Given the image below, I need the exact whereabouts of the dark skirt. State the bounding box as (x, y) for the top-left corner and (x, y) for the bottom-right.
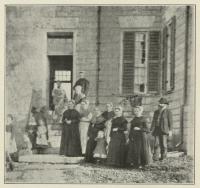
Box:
(85, 138), (97, 163)
(107, 133), (126, 167)
(127, 133), (152, 167)
(60, 125), (82, 157)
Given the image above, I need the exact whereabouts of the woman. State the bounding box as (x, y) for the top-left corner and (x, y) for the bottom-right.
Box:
(107, 106), (128, 168)
(101, 103), (115, 145)
(127, 106), (152, 168)
(79, 99), (93, 155)
(59, 100), (82, 157)
(6, 114), (17, 171)
(85, 107), (106, 163)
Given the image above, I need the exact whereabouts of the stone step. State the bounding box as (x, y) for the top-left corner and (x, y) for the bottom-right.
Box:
(32, 147), (60, 155)
(167, 151), (185, 158)
(19, 154), (84, 164)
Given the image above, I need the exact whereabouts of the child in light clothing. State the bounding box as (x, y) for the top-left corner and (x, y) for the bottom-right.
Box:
(36, 119), (48, 153)
(6, 114), (17, 171)
(93, 130), (107, 164)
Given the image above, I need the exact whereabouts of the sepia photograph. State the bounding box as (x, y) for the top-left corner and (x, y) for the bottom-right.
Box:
(4, 3), (195, 184)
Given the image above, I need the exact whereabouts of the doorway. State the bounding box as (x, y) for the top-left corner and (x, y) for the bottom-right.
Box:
(49, 55), (73, 110)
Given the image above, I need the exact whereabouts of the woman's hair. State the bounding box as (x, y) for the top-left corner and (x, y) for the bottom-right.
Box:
(106, 102), (113, 108)
(133, 106), (144, 113)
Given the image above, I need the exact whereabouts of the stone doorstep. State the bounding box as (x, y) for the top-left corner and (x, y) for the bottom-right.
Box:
(19, 154), (84, 164)
(167, 151), (185, 158)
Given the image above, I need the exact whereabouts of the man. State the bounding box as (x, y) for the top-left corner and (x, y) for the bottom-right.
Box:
(151, 97), (173, 161)
(73, 71), (90, 96)
(52, 81), (67, 123)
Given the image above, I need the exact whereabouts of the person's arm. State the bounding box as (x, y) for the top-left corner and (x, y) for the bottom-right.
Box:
(168, 110), (173, 137)
(150, 111), (156, 132)
(140, 119), (150, 132)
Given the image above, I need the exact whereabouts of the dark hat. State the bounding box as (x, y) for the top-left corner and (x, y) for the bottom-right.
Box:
(159, 97), (169, 104)
(130, 95), (143, 107)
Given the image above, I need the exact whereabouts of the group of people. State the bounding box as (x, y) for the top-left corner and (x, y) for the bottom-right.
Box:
(5, 71), (173, 170)
(58, 96), (173, 169)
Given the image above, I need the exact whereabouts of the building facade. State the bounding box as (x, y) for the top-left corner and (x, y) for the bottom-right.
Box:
(6, 5), (195, 155)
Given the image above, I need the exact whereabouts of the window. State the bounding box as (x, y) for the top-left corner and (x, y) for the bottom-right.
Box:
(162, 16), (176, 92)
(122, 30), (161, 95)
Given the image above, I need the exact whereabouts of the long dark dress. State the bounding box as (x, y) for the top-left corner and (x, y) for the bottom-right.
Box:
(107, 116), (128, 167)
(85, 115), (105, 162)
(59, 109), (82, 157)
(127, 116), (152, 167)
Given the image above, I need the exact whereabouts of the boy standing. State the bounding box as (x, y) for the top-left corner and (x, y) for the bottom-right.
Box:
(151, 98), (173, 161)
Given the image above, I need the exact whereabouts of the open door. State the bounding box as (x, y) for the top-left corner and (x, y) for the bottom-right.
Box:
(49, 56), (73, 110)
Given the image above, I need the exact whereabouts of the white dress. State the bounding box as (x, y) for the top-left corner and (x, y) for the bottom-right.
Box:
(6, 124), (17, 154)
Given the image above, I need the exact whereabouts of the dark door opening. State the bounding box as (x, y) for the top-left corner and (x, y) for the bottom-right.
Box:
(49, 55), (73, 110)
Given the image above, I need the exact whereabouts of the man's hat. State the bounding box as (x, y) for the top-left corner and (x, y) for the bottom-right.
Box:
(159, 97), (169, 105)
(130, 95), (143, 107)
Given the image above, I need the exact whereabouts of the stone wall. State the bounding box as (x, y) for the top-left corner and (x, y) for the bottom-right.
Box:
(6, 5), (194, 154)
(161, 6), (195, 155)
(6, 5), (98, 124)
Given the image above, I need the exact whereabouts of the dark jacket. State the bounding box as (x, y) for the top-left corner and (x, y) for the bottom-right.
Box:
(151, 108), (173, 136)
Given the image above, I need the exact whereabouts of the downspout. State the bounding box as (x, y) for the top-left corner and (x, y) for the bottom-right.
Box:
(96, 6), (101, 105)
(178, 6), (190, 150)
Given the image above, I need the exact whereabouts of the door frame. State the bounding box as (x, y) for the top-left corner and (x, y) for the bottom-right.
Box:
(45, 30), (77, 109)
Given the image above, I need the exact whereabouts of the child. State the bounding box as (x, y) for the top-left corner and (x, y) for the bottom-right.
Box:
(6, 114), (17, 171)
(127, 106), (152, 169)
(36, 119), (48, 154)
(93, 130), (107, 164)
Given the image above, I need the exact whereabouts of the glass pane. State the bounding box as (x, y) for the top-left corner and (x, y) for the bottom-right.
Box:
(133, 32), (147, 93)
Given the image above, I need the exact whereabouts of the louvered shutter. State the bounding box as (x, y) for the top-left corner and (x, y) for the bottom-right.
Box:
(122, 32), (135, 94)
(170, 16), (176, 90)
(148, 31), (161, 93)
(162, 26), (168, 91)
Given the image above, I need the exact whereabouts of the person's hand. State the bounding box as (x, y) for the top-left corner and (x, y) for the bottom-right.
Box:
(113, 128), (118, 132)
(169, 130), (172, 137)
(126, 139), (129, 144)
(134, 127), (140, 131)
(65, 119), (71, 124)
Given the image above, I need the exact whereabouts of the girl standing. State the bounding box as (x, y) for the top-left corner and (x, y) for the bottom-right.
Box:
(107, 106), (128, 168)
(127, 106), (152, 168)
(93, 130), (107, 164)
(102, 103), (115, 145)
(36, 118), (49, 153)
(85, 107), (105, 163)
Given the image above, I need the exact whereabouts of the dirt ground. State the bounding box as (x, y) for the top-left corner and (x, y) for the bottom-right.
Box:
(5, 155), (194, 184)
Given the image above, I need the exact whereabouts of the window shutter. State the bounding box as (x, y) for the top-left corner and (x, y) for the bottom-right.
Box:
(162, 26), (168, 91)
(148, 31), (161, 93)
(122, 32), (135, 94)
(170, 16), (176, 90)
